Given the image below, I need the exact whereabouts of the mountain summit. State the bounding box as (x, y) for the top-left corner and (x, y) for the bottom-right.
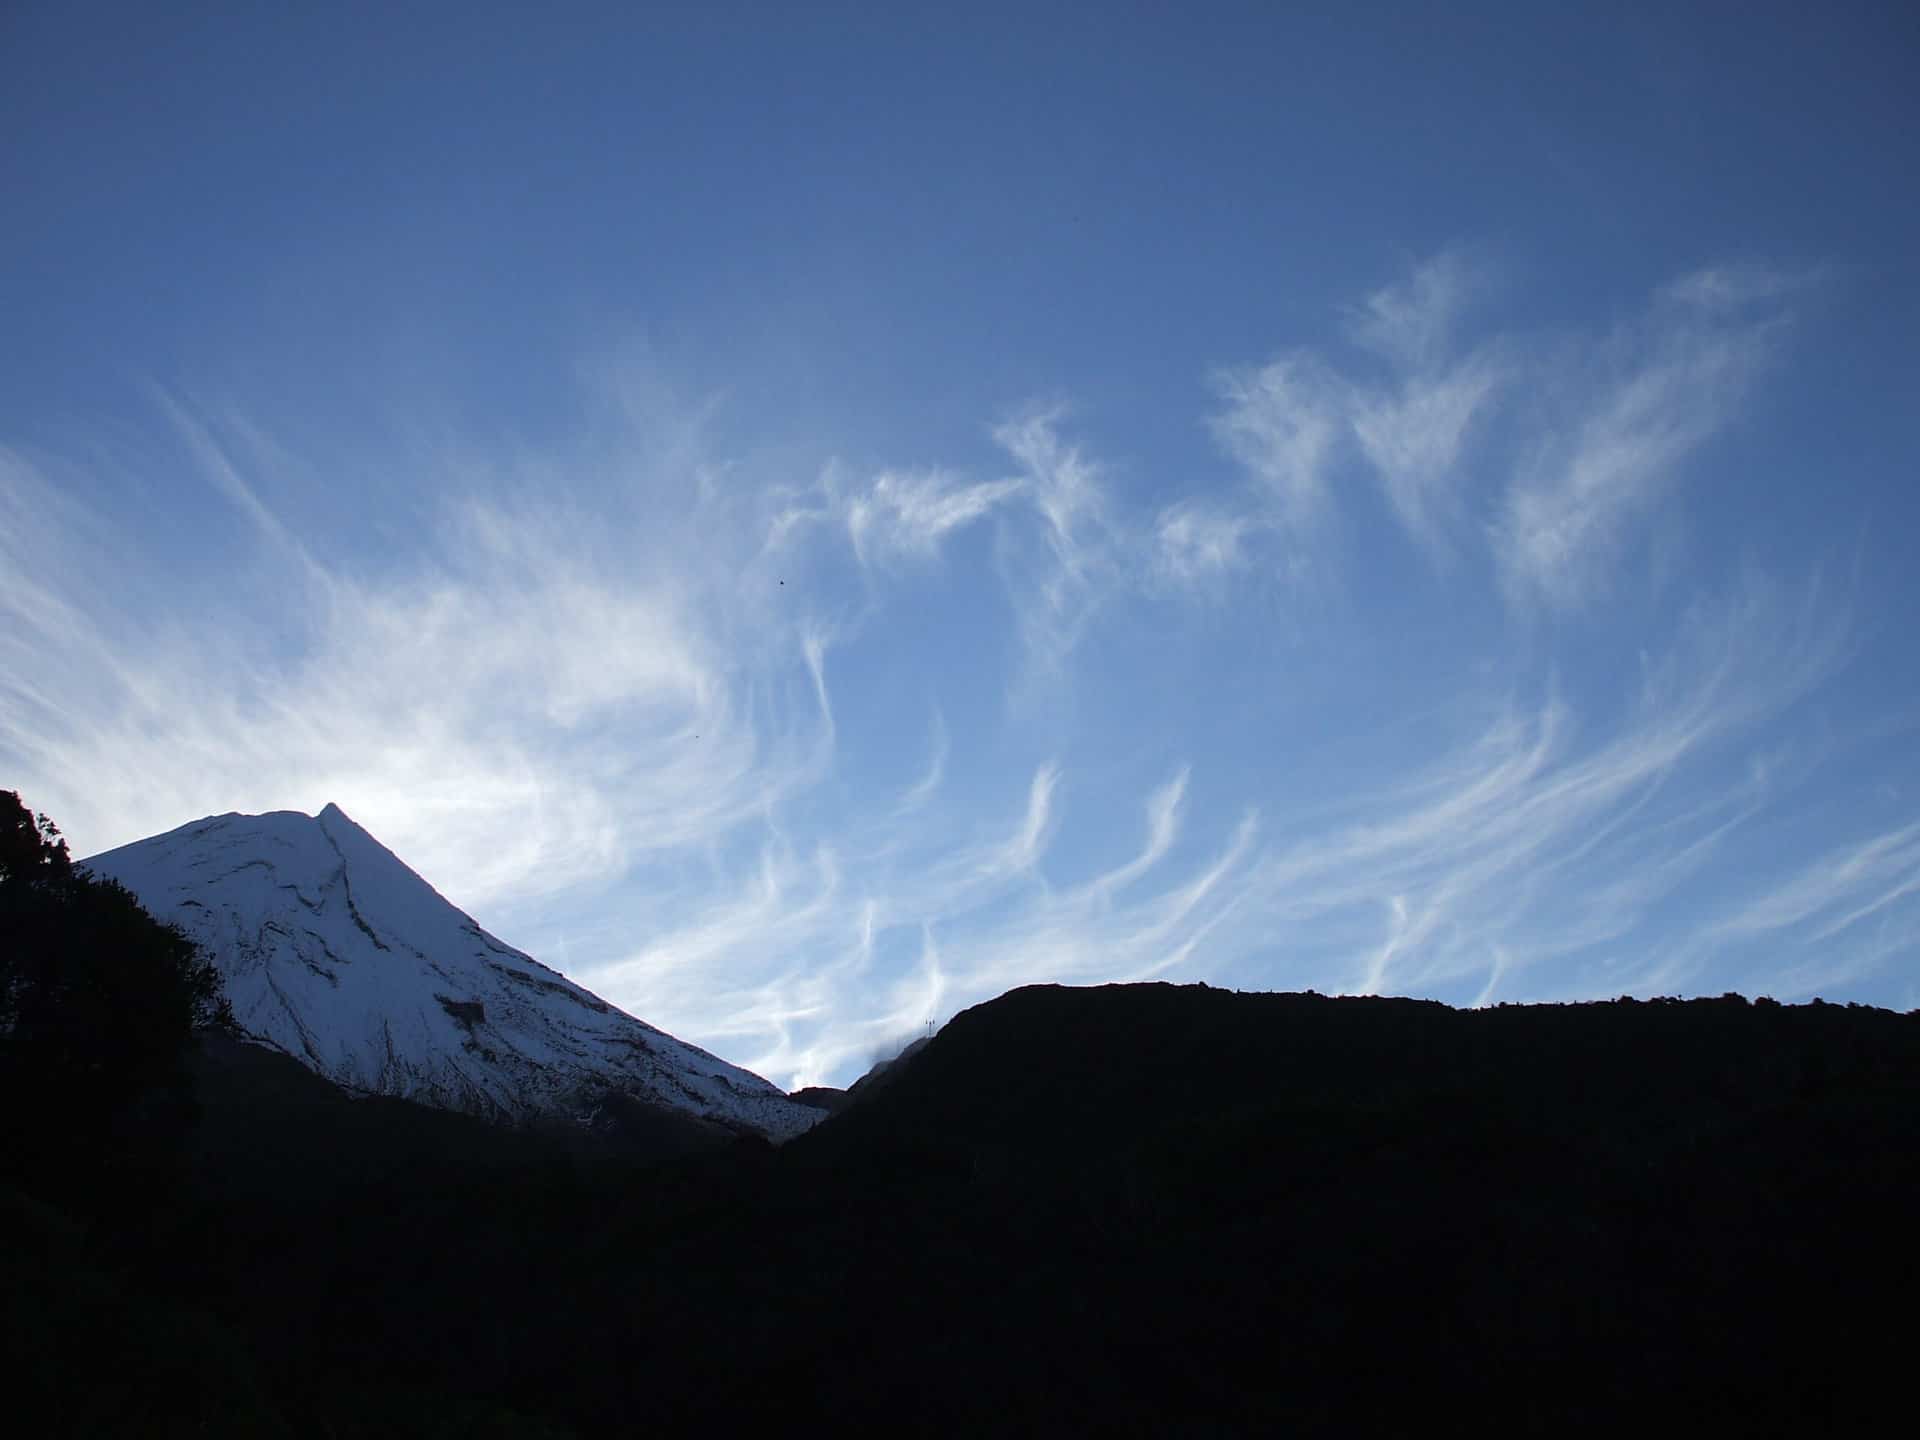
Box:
(83, 804), (820, 1141)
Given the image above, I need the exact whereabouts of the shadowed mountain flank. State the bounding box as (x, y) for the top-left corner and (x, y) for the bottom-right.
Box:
(15, 977), (1919, 1436)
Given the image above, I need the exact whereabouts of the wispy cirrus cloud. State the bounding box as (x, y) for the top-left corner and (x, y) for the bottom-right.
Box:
(1186, 250), (1510, 579)
(1207, 356), (1351, 539)
(1349, 353), (1506, 563)
(2, 386), (835, 911)
(5, 250), (1900, 1094)
(1342, 249), (1491, 371)
(576, 556), (1865, 1087)
(1714, 820), (1920, 948)
(892, 708), (949, 816)
(7, 379), (1253, 1088)
(1660, 262), (1816, 313)
(1212, 563), (1853, 1004)
(1493, 267), (1800, 611)
(845, 468), (1024, 570)
(1179, 253), (1809, 610)
(1707, 805), (1920, 1004)
(582, 757), (1253, 1087)
(1152, 501), (1251, 587)
(767, 406), (1122, 692)
(992, 407), (1121, 687)
(1345, 253), (1509, 561)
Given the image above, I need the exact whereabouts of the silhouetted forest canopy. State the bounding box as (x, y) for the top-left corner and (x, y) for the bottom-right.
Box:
(2, 792), (230, 1200)
(4, 794), (1917, 1436)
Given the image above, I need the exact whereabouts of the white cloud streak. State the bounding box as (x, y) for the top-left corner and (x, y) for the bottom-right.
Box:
(1153, 502), (1251, 585)
(4, 253), (1895, 1097)
(1183, 253), (1806, 610)
(1343, 250), (1490, 371)
(1715, 821), (1920, 946)
(992, 407), (1121, 688)
(1207, 356), (1349, 541)
(2, 392), (835, 912)
(576, 561), (1866, 1087)
(1494, 270), (1795, 611)
(1189, 250), (1510, 578)
(1217, 564), (1854, 1004)
(893, 708), (949, 815)
(1350, 355), (1504, 562)
(846, 468), (1023, 570)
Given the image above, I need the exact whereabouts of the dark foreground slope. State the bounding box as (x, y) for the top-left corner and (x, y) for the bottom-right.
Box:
(776, 986), (1920, 1431)
(14, 984), (1920, 1436)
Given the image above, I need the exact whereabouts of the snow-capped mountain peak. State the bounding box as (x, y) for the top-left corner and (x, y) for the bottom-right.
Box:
(83, 805), (820, 1141)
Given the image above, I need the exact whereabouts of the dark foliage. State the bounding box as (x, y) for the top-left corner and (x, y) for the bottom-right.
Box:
(1, 792), (231, 1206)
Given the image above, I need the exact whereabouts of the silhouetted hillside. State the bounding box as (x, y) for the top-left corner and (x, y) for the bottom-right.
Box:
(14, 982), (1920, 1435)
(735, 985), (1920, 1434)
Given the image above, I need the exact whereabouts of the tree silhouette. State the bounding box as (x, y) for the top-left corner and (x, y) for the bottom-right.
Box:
(1, 792), (231, 1198)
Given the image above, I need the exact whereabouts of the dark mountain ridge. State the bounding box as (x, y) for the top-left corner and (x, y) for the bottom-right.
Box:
(814, 981), (1909, 1153)
(12, 979), (1919, 1436)
(763, 984), (1920, 1432)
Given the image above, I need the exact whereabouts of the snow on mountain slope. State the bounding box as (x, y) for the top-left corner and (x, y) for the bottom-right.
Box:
(83, 804), (821, 1141)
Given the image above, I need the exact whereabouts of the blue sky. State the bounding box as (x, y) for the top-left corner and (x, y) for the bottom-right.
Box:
(5, 2), (1919, 1086)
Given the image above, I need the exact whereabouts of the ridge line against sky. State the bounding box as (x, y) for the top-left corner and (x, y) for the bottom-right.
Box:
(3, 4), (1917, 1086)
(5, 250), (1915, 1086)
